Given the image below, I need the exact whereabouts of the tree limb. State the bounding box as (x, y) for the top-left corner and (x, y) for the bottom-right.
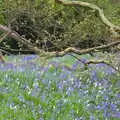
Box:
(0, 31), (11, 43)
(46, 40), (120, 58)
(0, 24), (120, 58)
(85, 60), (118, 71)
(67, 53), (119, 72)
(55, 0), (120, 36)
(0, 24), (42, 54)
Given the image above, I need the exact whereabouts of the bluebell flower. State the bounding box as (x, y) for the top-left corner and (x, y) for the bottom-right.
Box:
(104, 67), (116, 75)
(103, 110), (111, 118)
(110, 103), (117, 111)
(112, 112), (120, 118)
(72, 60), (84, 70)
(57, 81), (64, 90)
(116, 93), (120, 98)
(81, 58), (88, 63)
(96, 105), (102, 110)
(18, 95), (25, 102)
(72, 61), (80, 70)
(23, 84), (29, 90)
(90, 115), (95, 120)
(41, 94), (46, 101)
(6, 63), (15, 70)
(59, 73), (68, 79)
(73, 79), (81, 88)
(91, 70), (98, 82)
(39, 106), (43, 114)
(96, 63), (106, 68)
(22, 55), (38, 61)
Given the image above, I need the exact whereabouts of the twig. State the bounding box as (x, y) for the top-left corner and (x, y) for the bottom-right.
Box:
(0, 47), (33, 52)
(68, 53), (119, 72)
(0, 24), (120, 58)
(0, 31), (12, 43)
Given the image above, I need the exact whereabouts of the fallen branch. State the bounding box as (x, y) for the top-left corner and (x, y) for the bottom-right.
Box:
(0, 25), (42, 54)
(46, 40), (120, 58)
(68, 53), (119, 72)
(0, 31), (12, 63)
(56, 0), (120, 36)
(0, 47), (34, 52)
(0, 24), (120, 58)
(0, 31), (11, 43)
(0, 0), (120, 58)
(0, 0), (119, 71)
(85, 60), (118, 71)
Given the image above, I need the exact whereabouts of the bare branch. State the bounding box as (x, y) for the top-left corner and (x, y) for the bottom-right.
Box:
(67, 53), (119, 72)
(46, 40), (120, 58)
(85, 60), (118, 71)
(0, 47), (33, 52)
(0, 24), (120, 59)
(0, 24), (42, 54)
(55, 0), (120, 36)
(0, 25), (120, 58)
(0, 31), (11, 43)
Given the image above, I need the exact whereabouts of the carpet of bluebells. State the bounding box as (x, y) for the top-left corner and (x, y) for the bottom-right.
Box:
(0, 54), (120, 120)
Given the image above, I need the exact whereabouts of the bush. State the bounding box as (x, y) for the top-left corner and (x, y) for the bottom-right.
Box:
(0, 0), (119, 53)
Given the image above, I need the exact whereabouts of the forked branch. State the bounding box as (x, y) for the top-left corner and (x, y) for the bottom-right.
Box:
(56, 0), (120, 36)
(0, 0), (120, 60)
(0, 24), (120, 58)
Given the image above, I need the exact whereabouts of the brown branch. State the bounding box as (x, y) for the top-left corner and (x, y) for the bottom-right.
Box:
(0, 47), (33, 52)
(68, 53), (119, 72)
(0, 31), (12, 63)
(85, 60), (118, 71)
(0, 31), (12, 43)
(0, 24), (120, 59)
(55, 0), (120, 36)
(46, 40), (120, 58)
(0, 24), (42, 54)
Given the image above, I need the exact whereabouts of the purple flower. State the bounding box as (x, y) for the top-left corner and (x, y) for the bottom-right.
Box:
(91, 70), (98, 81)
(102, 79), (109, 88)
(110, 104), (117, 111)
(59, 73), (68, 79)
(116, 93), (120, 98)
(18, 95), (25, 102)
(73, 79), (81, 88)
(104, 67), (116, 75)
(81, 58), (88, 63)
(6, 63), (15, 70)
(23, 84), (29, 90)
(72, 60), (84, 70)
(112, 112), (120, 118)
(96, 105), (103, 110)
(96, 63), (106, 68)
(72, 61), (80, 70)
(22, 55), (38, 61)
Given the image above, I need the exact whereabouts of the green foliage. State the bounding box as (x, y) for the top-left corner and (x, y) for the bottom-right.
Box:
(0, 54), (119, 119)
(0, 1), (5, 24)
(0, 0), (119, 53)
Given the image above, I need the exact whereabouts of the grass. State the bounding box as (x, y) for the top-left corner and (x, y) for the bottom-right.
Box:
(0, 54), (120, 120)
